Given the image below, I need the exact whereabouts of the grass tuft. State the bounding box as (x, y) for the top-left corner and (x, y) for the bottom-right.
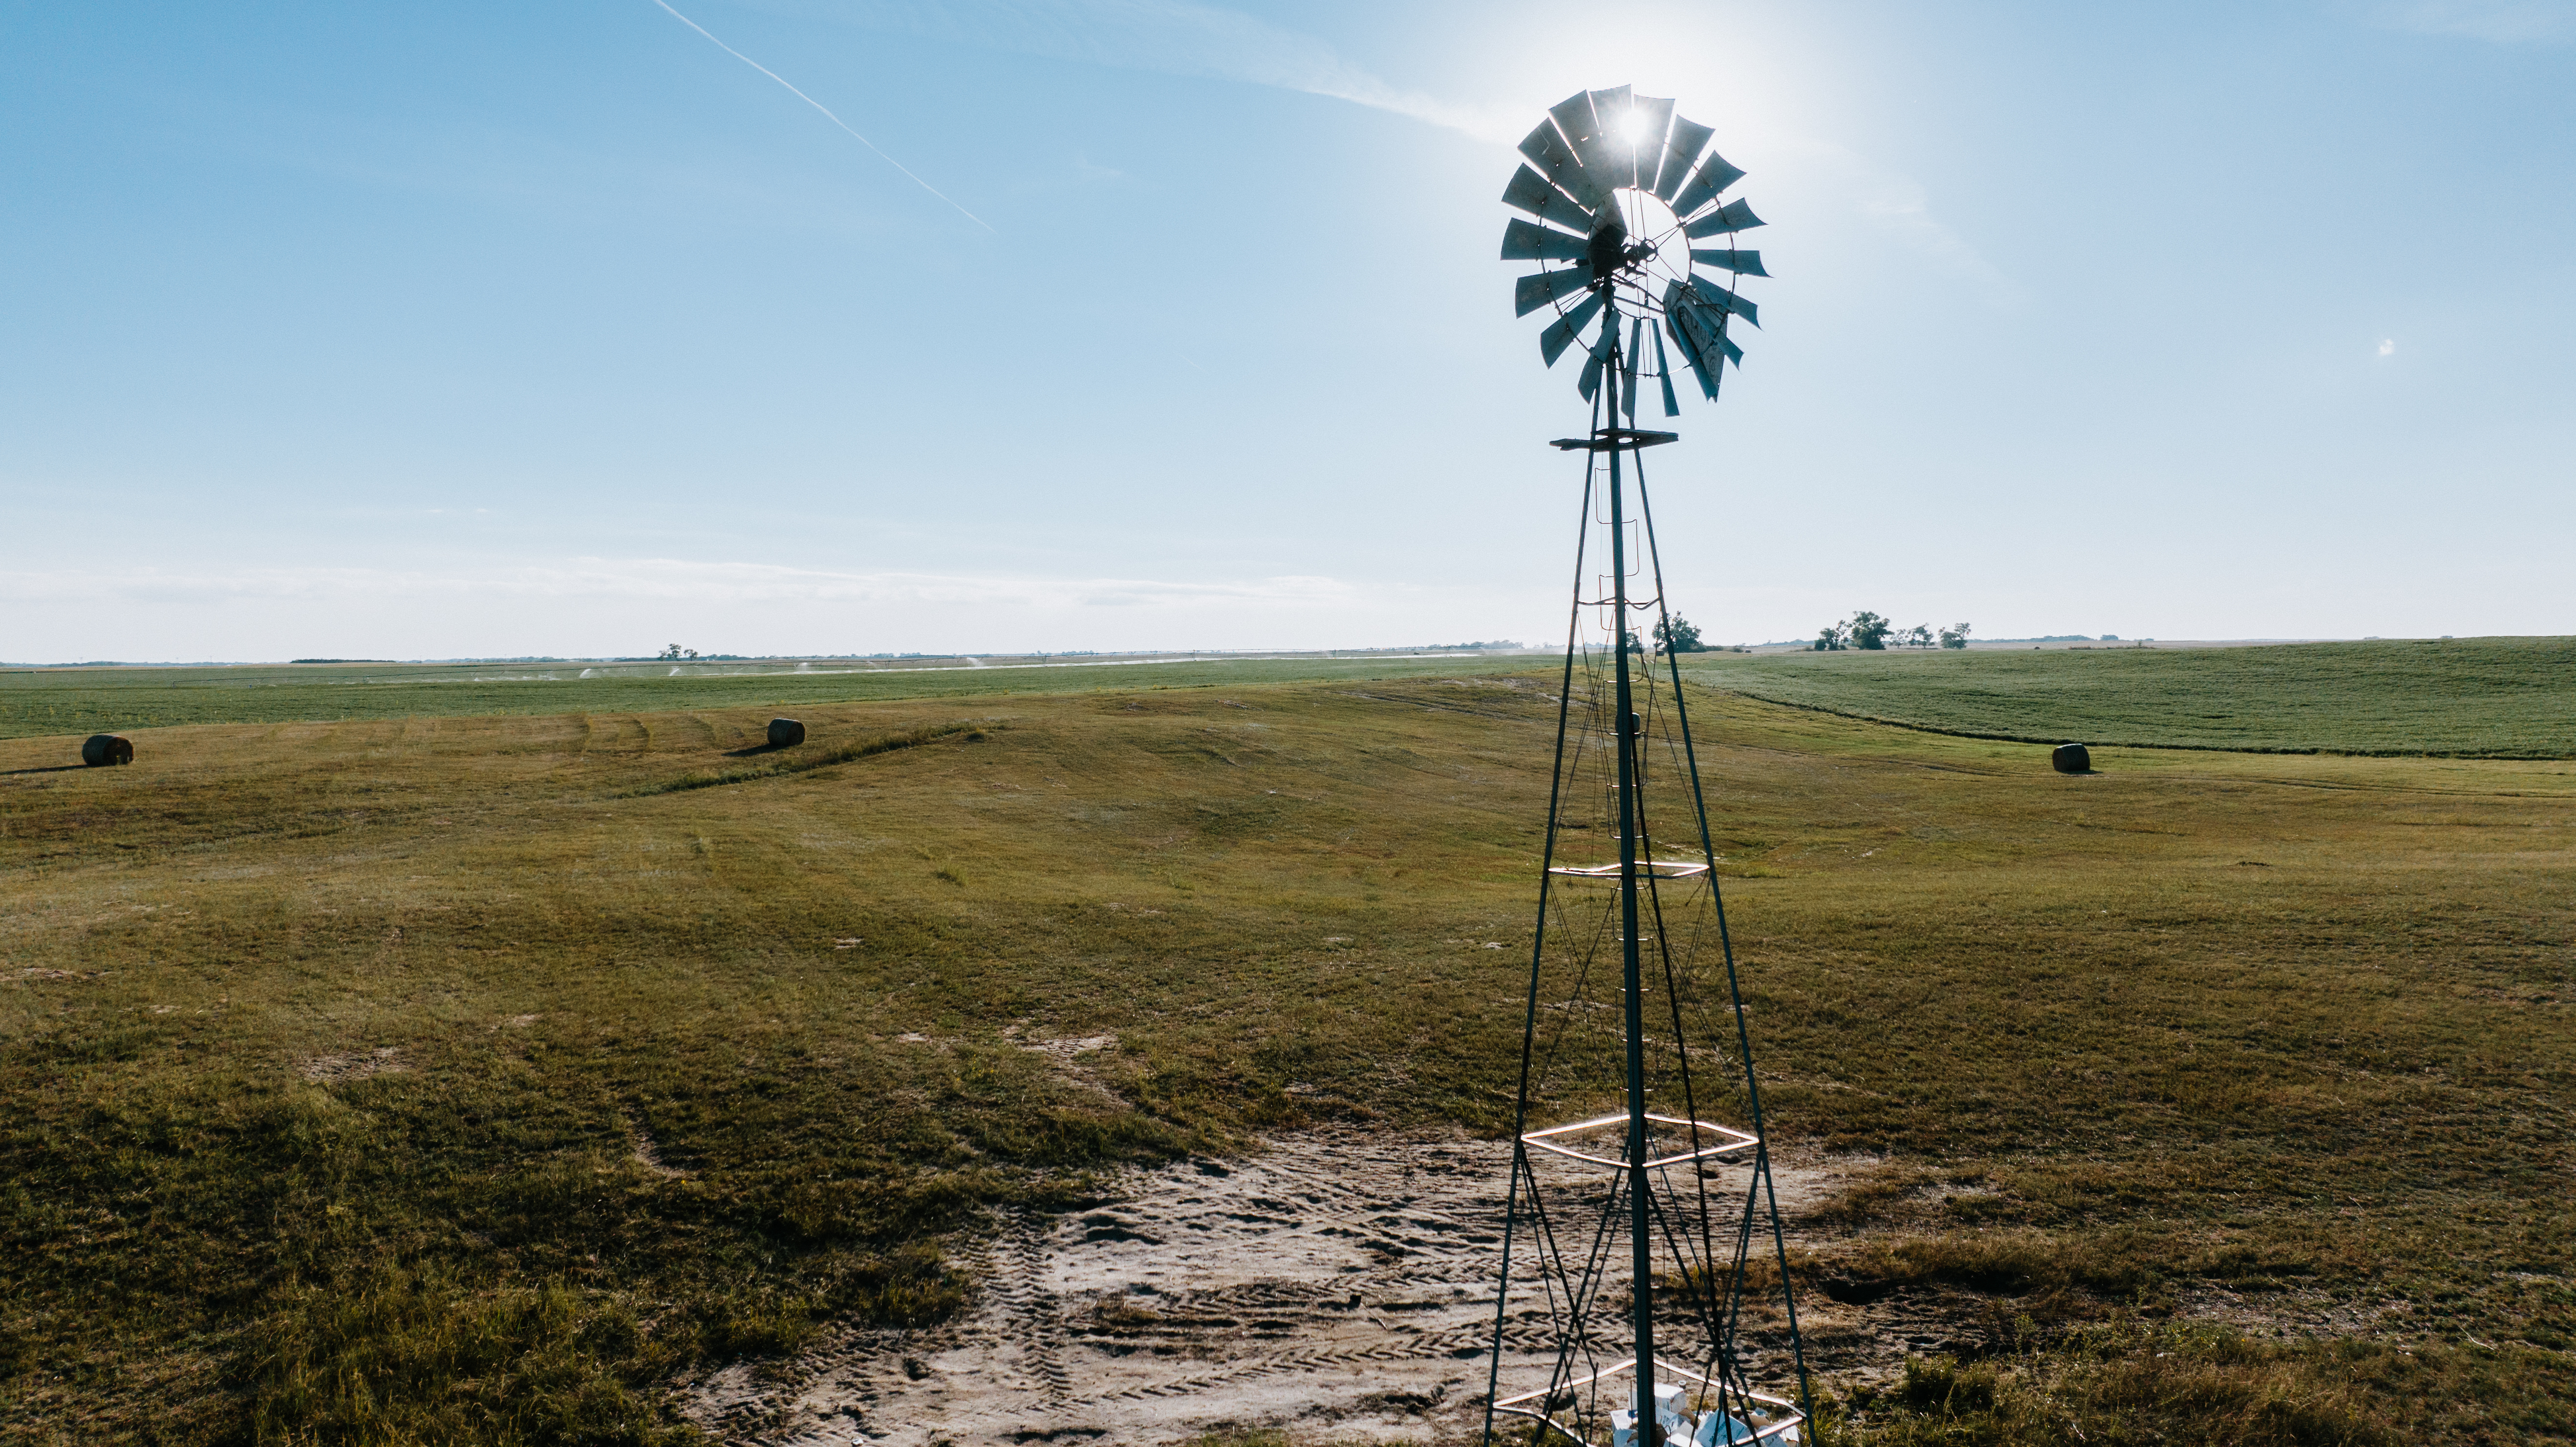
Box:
(1842, 1324), (2406, 1446)
(237, 1266), (688, 1446)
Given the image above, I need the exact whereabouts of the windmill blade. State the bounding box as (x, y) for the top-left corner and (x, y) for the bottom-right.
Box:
(1619, 93), (1674, 192)
(1653, 114), (1715, 201)
(1504, 111), (1566, 163)
(1676, 301), (1717, 362)
(1683, 302), (1746, 365)
(1684, 198), (1765, 238)
(1662, 279), (1737, 386)
(1527, 108), (1609, 209)
(1677, 304), (1741, 380)
(1660, 276), (1695, 325)
(1684, 277), (1760, 328)
(1539, 291), (1606, 366)
(1623, 315), (1645, 423)
(1546, 90), (1595, 149)
(1577, 85), (1635, 185)
(1653, 322), (1681, 417)
(1502, 217), (1590, 262)
(1524, 124), (1607, 210)
(1517, 113), (1570, 169)
(1502, 164), (1601, 233)
(1553, 87), (1628, 189)
(1664, 311), (1720, 401)
(1521, 129), (1609, 213)
(1578, 306), (1620, 401)
(1515, 267), (1594, 318)
(1689, 247), (1770, 277)
(1670, 150), (1749, 220)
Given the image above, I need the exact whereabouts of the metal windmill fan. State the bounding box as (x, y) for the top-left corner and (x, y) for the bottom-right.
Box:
(1480, 88), (1809, 1447)
(1503, 85), (1765, 420)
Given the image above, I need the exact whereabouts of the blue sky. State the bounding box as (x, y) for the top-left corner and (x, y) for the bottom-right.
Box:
(3, 0), (2570, 660)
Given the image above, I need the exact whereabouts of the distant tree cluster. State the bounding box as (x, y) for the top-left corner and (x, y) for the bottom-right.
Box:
(1653, 616), (1708, 653)
(1814, 615), (1971, 651)
(658, 644), (701, 660)
(1614, 616), (1747, 655)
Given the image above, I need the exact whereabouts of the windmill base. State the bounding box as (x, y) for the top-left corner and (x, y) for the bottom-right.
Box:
(1494, 1357), (1803, 1447)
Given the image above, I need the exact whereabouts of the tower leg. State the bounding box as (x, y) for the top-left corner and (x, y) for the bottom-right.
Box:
(1603, 305), (1656, 1418)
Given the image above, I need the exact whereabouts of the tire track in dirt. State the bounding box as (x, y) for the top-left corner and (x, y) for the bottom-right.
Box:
(678, 1130), (1880, 1446)
(682, 1130), (1550, 1445)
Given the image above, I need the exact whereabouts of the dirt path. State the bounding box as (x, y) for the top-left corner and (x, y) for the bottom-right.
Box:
(682, 1131), (1577, 1444)
(675, 1131), (2159, 1445)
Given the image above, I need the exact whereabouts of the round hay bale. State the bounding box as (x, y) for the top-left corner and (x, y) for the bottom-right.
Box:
(2051, 743), (2091, 774)
(81, 734), (134, 767)
(767, 718), (806, 748)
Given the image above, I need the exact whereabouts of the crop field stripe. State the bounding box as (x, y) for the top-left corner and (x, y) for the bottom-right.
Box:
(1674, 636), (2576, 760)
(1689, 684), (2572, 760)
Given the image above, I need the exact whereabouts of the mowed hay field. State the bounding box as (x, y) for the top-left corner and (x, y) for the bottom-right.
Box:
(1680, 636), (2576, 758)
(1, 663), (2571, 1443)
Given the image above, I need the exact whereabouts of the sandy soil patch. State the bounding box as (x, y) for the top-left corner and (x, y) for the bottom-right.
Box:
(678, 1126), (2371, 1445)
(681, 1130), (1872, 1446)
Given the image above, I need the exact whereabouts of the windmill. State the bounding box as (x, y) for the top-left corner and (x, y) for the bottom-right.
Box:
(1480, 87), (1809, 1447)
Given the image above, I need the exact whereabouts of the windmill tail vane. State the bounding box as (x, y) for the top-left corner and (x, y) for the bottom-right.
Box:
(1481, 87), (1808, 1447)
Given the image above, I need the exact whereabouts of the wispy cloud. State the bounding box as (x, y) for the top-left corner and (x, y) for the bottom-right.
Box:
(753, 0), (1524, 141)
(2348, 0), (2576, 42)
(648, 0), (996, 227)
(0, 557), (1359, 609)
(1773, 137), (2018, 304)
(0, 557), (1495, 658)
(750, 0), (2012, 309)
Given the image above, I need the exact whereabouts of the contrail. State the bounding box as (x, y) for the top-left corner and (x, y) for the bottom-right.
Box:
(648, 0), (994, 232)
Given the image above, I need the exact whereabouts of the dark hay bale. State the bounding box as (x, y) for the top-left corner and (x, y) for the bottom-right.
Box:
(2051, 743), (2092, 774)
(767, 718), (806, 748)
(82, 734), (134, 767)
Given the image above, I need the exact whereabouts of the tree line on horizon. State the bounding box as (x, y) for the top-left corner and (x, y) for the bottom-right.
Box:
(1620, 614), (1976, 654)
(1813, 613), (1970, 651)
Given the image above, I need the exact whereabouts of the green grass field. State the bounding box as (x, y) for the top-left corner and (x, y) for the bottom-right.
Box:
(1, 658), (2570, 1443)
(0, 653), (1541, 744)
(15, 637), (2565, 762)
(1677, 637), (2576, 758)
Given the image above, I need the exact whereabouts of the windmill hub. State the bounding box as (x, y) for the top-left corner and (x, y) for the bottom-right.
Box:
(1586, 212), (1630, 279)
(1583, 199), (1679, 288)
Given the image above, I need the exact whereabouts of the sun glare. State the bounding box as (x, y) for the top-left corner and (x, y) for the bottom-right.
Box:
(1619, 108), (1653, 143)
